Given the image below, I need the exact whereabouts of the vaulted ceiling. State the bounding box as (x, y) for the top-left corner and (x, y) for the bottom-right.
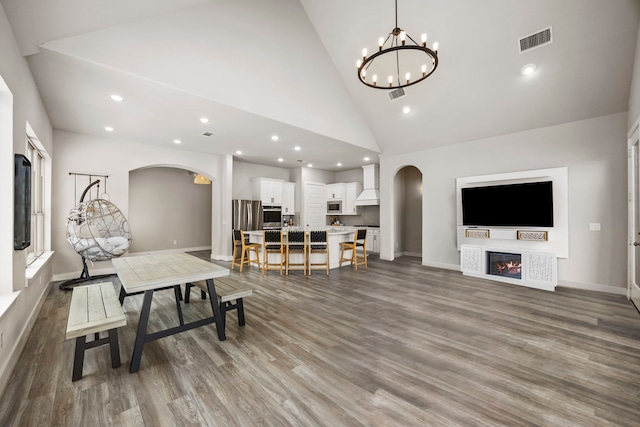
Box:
(2, 0), (639, 171)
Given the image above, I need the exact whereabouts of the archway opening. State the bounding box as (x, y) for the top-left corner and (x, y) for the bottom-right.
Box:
(393, 166), (423, 259)
(128, 166), (212, 254)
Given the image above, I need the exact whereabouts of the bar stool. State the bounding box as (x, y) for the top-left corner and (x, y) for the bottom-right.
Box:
(286, 230), (307, 275)
(262, 230), (284, 275)
(339, 228), (367, 270)
(307, 230), (329, 275)
(231, 229), (261, 272)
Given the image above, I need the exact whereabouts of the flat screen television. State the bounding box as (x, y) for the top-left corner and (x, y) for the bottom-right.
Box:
(14, 154), (31, 250)
(461, 181), (553, 227)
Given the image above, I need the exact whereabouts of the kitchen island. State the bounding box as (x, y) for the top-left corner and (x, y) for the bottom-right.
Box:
(244, 228), (360, 270)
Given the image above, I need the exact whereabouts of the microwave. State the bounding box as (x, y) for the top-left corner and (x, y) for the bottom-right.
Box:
(327, 200), (342, 214)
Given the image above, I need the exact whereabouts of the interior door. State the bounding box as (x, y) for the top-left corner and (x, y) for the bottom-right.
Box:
(303, 182), (325, 229)
(628, 122), (640, 311)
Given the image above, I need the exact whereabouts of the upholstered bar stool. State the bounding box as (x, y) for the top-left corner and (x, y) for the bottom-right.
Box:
(307, 230), (329, 275)
(339, 228), (367, 270)
(263, 230), (284, 275)
(286, 230), (307, 275)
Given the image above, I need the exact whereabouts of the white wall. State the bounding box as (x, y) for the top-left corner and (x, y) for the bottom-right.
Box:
(629, 25), (640, 127)
(0, 3), (54, 398)
(52, 130), (230, 278)
(380, 112), (628, 293)
(232, 161), (291, 200)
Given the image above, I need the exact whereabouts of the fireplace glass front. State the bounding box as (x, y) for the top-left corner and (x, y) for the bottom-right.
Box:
(487, 251), (522, 279)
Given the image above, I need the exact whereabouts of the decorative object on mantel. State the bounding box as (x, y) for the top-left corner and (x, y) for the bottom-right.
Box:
(465, 229), (490, 239)
(60, 173), (132, 290)
(356, 0), (439, 90)
(517, 230), (548, 241)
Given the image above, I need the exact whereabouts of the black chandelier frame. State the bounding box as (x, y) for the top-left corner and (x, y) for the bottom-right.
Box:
(357, 1), (439, 90)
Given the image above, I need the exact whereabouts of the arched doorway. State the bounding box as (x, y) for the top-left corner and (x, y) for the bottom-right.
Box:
(128, 166), (212, 254)
(393, 166), (423, 259)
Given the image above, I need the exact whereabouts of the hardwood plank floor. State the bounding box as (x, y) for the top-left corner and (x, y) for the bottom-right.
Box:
(1, 254), (640, 426)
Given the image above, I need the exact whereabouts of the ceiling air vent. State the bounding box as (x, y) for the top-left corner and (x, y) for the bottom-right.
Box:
(519, 27), (552, 53)
(388, 87), (406, 102)
(202, 131), (213, 137)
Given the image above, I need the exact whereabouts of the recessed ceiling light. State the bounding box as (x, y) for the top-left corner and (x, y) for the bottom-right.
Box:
(271, 135), (279, 141)
(235, 150), (242, 155)
(110, 94), (123, 102)
(402, 106), (411, 114)
(173, 139), (181, 144)
(200, 117), (210, 123)
(307, 164), (313, 168)
(278, 158), (284, 162)
(521, 63), (537, 76)
(104, 126), (114, 132)
(337, 162), (342, 167)
(364, 157), (370, 161)
(294, 146), (301, 151)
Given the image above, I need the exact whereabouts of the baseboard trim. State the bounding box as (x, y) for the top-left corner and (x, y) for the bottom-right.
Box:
(558, 280), (626, 296)
(404, 252), (421, 258)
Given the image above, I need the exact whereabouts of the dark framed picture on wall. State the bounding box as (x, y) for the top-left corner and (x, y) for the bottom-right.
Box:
(14, 154), (31, 250)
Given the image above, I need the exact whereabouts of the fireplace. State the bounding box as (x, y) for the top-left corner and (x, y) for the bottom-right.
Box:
(487, 251), (522, 279)
(460, 245), (557, 291)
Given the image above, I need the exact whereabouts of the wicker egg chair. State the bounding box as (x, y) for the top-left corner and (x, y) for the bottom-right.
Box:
(60, 180), (132, 290)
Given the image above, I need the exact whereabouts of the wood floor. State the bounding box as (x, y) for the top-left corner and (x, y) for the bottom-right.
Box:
(1, 254), (640, 426)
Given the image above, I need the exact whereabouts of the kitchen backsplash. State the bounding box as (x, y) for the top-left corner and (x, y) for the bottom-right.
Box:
(328, 206), (380, 227)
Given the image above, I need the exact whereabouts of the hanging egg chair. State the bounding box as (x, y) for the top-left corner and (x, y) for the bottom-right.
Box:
(60, 179), (132, 290)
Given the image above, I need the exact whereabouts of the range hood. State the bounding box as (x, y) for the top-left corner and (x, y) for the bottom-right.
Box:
(355, 164), (380, 206)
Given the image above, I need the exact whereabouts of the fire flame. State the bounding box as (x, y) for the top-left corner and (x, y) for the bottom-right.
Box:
(496, 261), (521, 275)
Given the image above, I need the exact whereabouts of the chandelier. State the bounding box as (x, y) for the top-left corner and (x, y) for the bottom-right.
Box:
(357, 0), (439, 90)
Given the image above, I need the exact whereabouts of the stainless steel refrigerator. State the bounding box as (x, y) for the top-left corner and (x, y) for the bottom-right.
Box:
(232, 200), (262, 231)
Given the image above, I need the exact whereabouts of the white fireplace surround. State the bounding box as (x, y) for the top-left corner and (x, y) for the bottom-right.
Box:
(456, 167), (569, 258)
(461, 245), (557, 291)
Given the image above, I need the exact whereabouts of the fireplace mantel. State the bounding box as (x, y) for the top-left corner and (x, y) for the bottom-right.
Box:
(460, 245), (557, 291)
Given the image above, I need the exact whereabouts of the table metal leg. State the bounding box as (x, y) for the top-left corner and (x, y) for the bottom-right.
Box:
(205, 278), (226, 341)
(173, 285), (184, 325)
(130, 290), (153, 373)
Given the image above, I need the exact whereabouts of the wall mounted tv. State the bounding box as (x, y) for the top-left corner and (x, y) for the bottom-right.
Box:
(14, 154), (31, 250)
(461, 181), (553, 227)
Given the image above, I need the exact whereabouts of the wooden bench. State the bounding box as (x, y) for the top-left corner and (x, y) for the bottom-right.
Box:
(184, 280), (252, 329)
(65, 282), (126, 381)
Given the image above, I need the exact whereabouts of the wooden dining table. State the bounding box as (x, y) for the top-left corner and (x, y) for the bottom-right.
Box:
(111, 253), (230, 373)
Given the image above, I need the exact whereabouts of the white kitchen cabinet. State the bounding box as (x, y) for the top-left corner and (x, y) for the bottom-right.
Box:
(326, 183), (344, 200)
(372, 229), (380, 253)
(282, 182), (295, 214)
(252, 178), (283, 205)
(342, 182), (362, 215)
(365, 228), (380, 253)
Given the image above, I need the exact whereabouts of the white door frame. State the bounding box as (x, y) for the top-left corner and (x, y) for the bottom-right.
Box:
(627, 117), (640, 310)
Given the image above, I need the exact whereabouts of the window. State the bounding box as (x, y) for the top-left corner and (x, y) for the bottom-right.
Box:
(26, 137), (44, 265)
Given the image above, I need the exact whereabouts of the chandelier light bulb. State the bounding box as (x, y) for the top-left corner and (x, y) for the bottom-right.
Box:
(433, 42), (439, 52)
(405, 72), (411, 84)
(362, 48), (368, 59)
(421, 64), (427, 76)
(388, 76), (393, 87)
(379, 37), (385, 50)
(400, 31), (406, 45)
(421, 33), (427, 46)
(357, 59), (362, 68)
(361, 69), (366, 78)
(372, 75), (378, 86)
